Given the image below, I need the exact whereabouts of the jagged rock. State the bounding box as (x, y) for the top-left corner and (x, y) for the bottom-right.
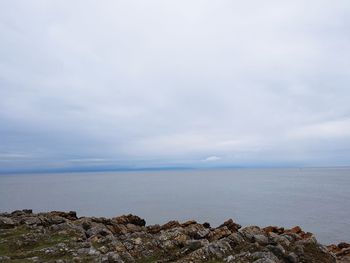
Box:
(338, 242), (350, 249)
(251, 251), (278, 261)
(21, 216), (42, 225)
(219, 219), (241, 232)
(0, 210), (344, 263)
(253, 234), (269, 245)
(203, 222), (210, 228)
(86, 225), (113, 238)
(11, 209), (32, 216)
(240, 226), (265, 241)
(266, 244), (286, 257)
(103, 251), (124, 263)
(252, 258), (276, 263)
(286, 252), (298, 263)
(181, 220), (197, 227)
(49, 211), (78, 220)
(112, 214), (145, 226)
(263, 226), (284, 235)
(208, 226), (231, 241)
(0, 216), (15, 228)
(161, 220), (180, 230)
(146, 224), (161, 234)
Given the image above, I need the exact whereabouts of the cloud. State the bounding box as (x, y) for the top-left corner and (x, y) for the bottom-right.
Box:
(288, 119), (350, 139)
(0, 1), (350, 171)
(203, 156), (221, 162)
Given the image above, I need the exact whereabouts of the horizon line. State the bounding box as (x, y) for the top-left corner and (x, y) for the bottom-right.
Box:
(1, 164), (350, 175)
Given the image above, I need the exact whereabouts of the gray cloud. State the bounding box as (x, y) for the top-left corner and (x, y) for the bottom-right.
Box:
(1, 0), (350, 171)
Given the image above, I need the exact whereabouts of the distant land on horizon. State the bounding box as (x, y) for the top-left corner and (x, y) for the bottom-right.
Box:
(1, 164), (350, 175)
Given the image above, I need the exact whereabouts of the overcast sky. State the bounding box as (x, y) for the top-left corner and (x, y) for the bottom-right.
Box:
(1, 1), (350, 172)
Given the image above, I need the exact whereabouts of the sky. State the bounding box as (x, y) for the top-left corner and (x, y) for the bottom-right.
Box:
(1, 1), (350, 172)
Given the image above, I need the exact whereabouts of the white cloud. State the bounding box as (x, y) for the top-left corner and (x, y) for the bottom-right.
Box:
(288, 119), (350, 139)
(203, 156), (221, 162)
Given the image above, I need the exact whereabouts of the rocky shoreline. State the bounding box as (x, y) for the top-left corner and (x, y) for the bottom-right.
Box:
(0, 210), (349, 263)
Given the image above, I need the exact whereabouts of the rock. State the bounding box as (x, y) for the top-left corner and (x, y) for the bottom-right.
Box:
(219, 219), (241, 232)
(88, 247), (100, 256)
(86, 225), (112, 238)
(112, 214), (145, 226)
(50, 211), (77, 220)
(252, 259), (276, 263)
(185, 240), (203, 251)
(286, 252), (298, 263)
(206, 239), (232, 258)
(181, 220), (197, 227)
(266, 244), (286, 257)
(146, 224), (161, 234)
(106, 252), (124, 262)
(11, 209), (32, 216)
(203, 222), (210, 228)
(197, 228), (210, 239)
(289, 226), (302, 234)
(0, 216), (15, 228)
(161, 220), (180, 230)
(0, 210), (345, 263)
(253, 234), (269, 245)
(22, 216), (41, 225)
(208, 226), (231, 241)
(50, 216), (66, 224)
(126, 223), (143, 232)
(0, 256), (11, 261)
(268, 232), (290, 247)
(240, 226), (264, 241)
(263, 226), (284, 235)
(338, 242), (350, 249)
(227, 232), (245, 246)
(251, 251), (278, 261)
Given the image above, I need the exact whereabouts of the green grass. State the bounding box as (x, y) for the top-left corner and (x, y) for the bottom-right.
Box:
(0, 226), (74, 260)
(0, 226), (30, 239)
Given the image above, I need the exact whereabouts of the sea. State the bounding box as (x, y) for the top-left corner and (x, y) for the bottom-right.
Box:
(0, 167), (349, 244)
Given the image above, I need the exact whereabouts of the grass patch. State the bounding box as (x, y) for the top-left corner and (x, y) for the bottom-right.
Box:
(0, 226), (30, 239)
(30, 233), (72, 250)
(0, 227), (74, 260)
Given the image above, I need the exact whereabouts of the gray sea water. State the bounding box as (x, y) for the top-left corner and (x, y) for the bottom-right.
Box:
(0, 168), (349, 244)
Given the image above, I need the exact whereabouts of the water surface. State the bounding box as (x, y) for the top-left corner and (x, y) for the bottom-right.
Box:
(0, 168), (349, 244)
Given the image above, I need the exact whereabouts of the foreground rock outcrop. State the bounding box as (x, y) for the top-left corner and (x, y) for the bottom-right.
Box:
(0, 210), (348, 263)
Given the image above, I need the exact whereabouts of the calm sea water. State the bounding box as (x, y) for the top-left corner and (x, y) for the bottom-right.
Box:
(0, 168), (349, 244)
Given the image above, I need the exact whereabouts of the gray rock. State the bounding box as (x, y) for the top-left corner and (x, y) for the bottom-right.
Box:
(251, 251), (278, 261)
(269, 232), (291, 247)
(227, 232), (245, 245)
(286, 252), (298, 263)
(207, 239), (232, 258)
(240, 226), (264, 241)
(22, 217), (41, 225)
(252, 259), (276, 263)
(107, 252), (124, 263)
(267, 244), (286, 257)
(98, 245), (109, 254)
(86, 225), (112, 237)
(185, 240), (203, 251)
(88, 247), (100, 256)
(253, 234), (269, 245)
(0, 216), (15, 228)
(197, 228), (210, 238)
(50, 216), (66, 225)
